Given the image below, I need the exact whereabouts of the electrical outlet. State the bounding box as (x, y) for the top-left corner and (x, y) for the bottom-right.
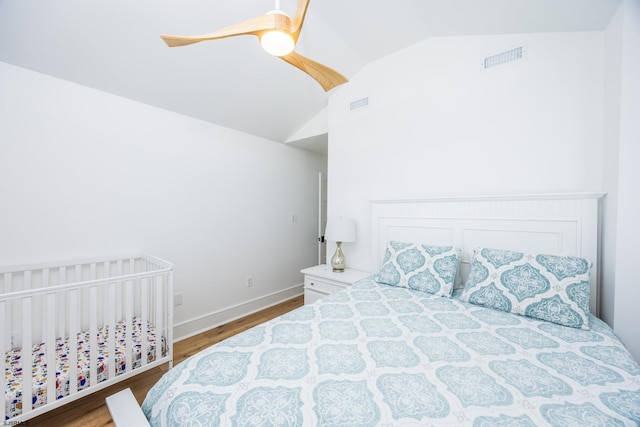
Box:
(174, 293), (183, 306)
(291, 213), (298, 223)
(246, 276), (253, 287)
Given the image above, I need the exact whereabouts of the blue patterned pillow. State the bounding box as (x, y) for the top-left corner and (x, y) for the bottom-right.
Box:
(376, 241), (461, 297)
(460, 247), (592, 329)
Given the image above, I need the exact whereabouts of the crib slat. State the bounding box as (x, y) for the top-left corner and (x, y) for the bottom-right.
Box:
(42, 269), (49, 358)
(0, 300), (6, 422)
(140, 278), (148, 367)
(58, 268), (67, 340)
(107, 282), (116, 380)
(155, 275), (163, 362)
(46, 292), (56, 408)
(116, 261), (123, 321)
(3, 273), (11, 350)
(23, 270), (34, 416)
(125, 281), (133, 374)
(57, 294), (66, 347)
(3, 273), (13, 352)
(103, 275), (109, 372)
(89, 286), (98, 387)
(21, 296), (33, 416)
(167, 271), (173, 368)
(68, 289), (79, 395)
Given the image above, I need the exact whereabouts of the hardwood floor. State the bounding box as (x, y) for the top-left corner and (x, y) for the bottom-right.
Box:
(26, 296), (304, 427)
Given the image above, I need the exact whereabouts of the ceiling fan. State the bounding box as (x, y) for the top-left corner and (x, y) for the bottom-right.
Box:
(160, 0), (348, 92)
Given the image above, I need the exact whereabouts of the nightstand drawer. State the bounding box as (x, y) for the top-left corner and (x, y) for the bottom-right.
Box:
(301, 265), (370, 306)
(304, 288), (326, 305)
(304, 277), (346, 294)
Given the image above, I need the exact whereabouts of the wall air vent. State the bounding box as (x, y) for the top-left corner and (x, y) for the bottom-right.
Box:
(349, 97), (369, 111)
(483, 46), (525, 69)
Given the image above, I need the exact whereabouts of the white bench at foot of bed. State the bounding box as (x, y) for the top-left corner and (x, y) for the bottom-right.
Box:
(106, 388), (151, 427)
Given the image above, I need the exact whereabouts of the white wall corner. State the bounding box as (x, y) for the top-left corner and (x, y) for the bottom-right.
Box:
(600, 1), (624, 328)
(613, 0), (640, 363)
(286, 107), (328, 143)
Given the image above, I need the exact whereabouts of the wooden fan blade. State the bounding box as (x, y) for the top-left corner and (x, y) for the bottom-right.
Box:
(160, 13), (290, 47)
(280, 51), (348, 92)
(290, 0), (310, 42)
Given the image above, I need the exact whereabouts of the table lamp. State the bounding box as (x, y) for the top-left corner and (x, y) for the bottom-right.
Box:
(324, 217), (356, 272)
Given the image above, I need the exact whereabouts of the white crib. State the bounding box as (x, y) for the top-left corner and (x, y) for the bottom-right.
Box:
(0, 253), (173, 422)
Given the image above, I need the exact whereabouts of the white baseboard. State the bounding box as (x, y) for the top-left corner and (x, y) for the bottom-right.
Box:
(173, 283), (304, 342)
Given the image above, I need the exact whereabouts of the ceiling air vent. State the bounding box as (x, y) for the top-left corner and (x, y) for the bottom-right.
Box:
(483, 46), (525, 69)
(350, 97), (369, 111)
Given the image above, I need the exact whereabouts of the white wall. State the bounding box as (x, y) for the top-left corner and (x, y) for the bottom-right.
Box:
(612, 0), (640, 362)
(328, 25), (640, 362)
(0, 62), (327, 340)
(601, 3), (623, 328)
(328, 31), (605, 272)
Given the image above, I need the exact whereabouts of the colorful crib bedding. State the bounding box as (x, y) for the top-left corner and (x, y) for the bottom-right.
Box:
(142, 277), (640, 426)
(5, 317), (165, 420)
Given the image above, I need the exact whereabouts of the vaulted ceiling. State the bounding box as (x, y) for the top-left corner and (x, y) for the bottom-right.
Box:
(0, 0), (621, 145)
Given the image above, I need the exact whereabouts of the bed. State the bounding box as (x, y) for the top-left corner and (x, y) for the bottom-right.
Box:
(137, 194), (640, 426)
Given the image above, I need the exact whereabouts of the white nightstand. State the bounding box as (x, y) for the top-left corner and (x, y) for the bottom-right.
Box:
(301, 264), (370, 305)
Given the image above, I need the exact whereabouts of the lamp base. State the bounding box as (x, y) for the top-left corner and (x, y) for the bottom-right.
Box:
(331, 242), (346, 273)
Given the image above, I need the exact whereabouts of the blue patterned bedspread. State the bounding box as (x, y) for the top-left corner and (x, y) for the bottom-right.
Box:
(142, 277), (640, 426)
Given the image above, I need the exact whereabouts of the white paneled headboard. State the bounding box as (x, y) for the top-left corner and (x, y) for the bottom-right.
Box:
(371, 193), (605, 315)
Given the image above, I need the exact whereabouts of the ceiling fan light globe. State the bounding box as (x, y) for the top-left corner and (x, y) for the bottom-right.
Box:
(260, 31), (295, 56)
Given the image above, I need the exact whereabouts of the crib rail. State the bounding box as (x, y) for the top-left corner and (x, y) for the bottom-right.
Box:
(0, 253), (173, 422)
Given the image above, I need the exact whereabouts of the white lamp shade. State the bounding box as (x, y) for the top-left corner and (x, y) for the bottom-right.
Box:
(325, 217), (356, 243)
